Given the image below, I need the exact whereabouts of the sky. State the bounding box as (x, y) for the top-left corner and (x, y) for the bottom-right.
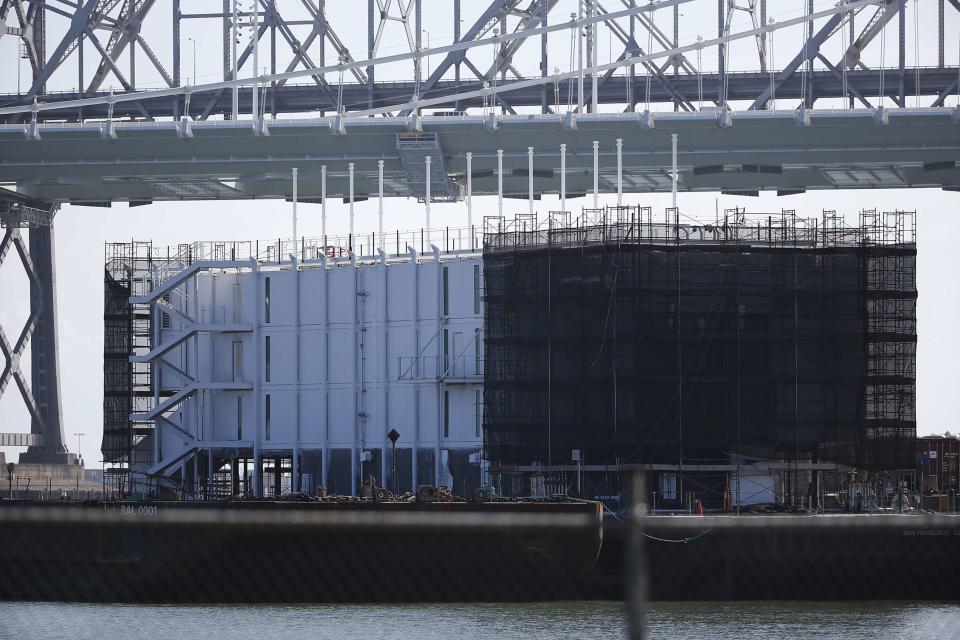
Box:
(1, 0), (958, 465)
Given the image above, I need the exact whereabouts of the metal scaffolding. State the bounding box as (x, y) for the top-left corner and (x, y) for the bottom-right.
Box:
(482, 205), (916, 507)
(102, 241), (155, 492)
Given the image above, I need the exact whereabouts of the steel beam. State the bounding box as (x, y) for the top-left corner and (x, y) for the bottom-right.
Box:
(815, 53), (874, 109)
(839, 0), (900, 70)
(749, 13), (844, 110)
(85, 0), (164, 94)
(19, 0), (97, 104)
(0, 68), (953, 123)
(404, 0), (515, 113)
(592, 6), (695, 112)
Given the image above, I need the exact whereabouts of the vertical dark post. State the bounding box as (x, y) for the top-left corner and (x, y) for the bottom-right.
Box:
(627, 473), (648, 640)
(454, 0), (461, 110)
(319, 0), (326, 67)
(541, 0), (548, 114)
(34, 3), (46, 95)
(898, 0), (906, 107)
(939, 0), (945, 69)
(717, 0), (725, 106)
(673, 3), (679, 111)
(675, 207), (683, 508)
(760, 0), (767, 73)
(19, 226), (69, 464)
(415, 0), (422, 106)
(319, 0), (326, 114)
(201, 453), (208, 500)
(368, 0), (375, 110)
(849, 10), (856, 109)
(77, 33), (84, 121)
(129, 1), (137, 90)
(629, 0), (635, 111)
(811, 454), (819, 511)
(500, 13), (507, 87)
(173, 0), (181, 86)
(222, 0), (231, 85)
(274, 456), (282, 498)
(232, 457), (240, 495)
(270, 0), (277, 118)
(806, 0), (813, 108)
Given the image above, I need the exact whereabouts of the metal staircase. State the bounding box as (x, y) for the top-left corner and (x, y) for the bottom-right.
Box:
(396, 132), (459, 203)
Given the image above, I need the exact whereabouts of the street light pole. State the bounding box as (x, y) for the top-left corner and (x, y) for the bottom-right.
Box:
(387, 428), (400, 494)
(73, 432), (84, 459)
(188, 37), (197, 85)
(231, 0), (239, 120)
(252, 0), (259, 123)
(422, 30), (431, 77)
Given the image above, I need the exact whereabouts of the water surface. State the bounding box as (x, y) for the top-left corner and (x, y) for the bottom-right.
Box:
(1, 601), (957, 640)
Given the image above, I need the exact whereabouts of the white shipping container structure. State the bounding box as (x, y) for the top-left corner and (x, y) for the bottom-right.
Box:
(118, 237), (484, 499)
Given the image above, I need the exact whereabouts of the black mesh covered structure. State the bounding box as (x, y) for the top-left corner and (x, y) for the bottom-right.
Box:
(102, 269), (133, 464)
(483, 208), (917, 480)
(102, 242), (155, 485)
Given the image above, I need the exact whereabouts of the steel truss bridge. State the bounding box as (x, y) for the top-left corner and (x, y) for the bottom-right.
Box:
(0, 0), (958, 464)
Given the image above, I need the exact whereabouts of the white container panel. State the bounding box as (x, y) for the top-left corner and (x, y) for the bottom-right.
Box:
(327, 267), (356, 325)
(299, 330), (326, 384)
(326, 388), (356, 446)
(298, 389), (326, 446)
(299, 269), (326, 325)
(387, 264), (416, 321)
(325, 327), (355, 384)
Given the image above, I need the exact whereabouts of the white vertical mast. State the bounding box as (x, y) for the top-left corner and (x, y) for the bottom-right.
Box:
(592, 140), (599, 208)
(321, 164), (327, 242)
(252, 1), (259, 124)
(616, 138), (623, 207)
(560, 143), (567, 212)
(378, 159), (384, 250)
(528, 147), (535, 215)
(671, 133), (678, 210)
(497, 149), (504, 218)
(425, 154), (432, 243)
(231, 0), (239, 120)
(349, 162), (355, 247)
(292, 167), (298, 255)
(466, 152), (473, 231)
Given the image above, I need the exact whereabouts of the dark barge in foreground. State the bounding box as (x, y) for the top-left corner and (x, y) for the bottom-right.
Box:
(1, 500), (959, 603)
(0, 499), (603, 603)
(601, 512), (960, 601)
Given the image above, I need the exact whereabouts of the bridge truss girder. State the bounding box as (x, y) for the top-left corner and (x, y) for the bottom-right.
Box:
(2, 68), (954, 124)
(0, 0), (956, 123)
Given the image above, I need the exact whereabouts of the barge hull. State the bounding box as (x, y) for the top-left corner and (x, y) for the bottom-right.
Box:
(0, 502), (602, 603)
